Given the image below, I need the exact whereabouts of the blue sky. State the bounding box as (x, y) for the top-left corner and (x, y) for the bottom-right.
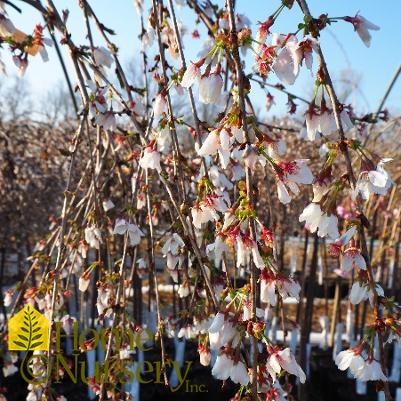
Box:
(3, 0), (400, 117)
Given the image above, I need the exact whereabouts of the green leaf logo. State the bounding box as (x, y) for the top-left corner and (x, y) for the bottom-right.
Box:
(8, 305), (49, 351)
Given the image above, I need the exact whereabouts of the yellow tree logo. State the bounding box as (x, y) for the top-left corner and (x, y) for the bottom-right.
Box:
(8, 305), (49, 351)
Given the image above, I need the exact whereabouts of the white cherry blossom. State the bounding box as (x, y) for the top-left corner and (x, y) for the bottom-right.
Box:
(261, 277), (276, 305)
(198, 345), (211, 366)
(139, 146), (161, 172)
(272, 37), (300, 85)
(199, 73), (223, 104)
(305, 108), (353, 141)
(267, 347), (306, 383)
(95, 111), (116, 131)
(197, 129), (233, 165)
(3, 289), (13, 307)
(335, 349), (365, 373)
(230, 360), (250, 385)
(299, 203), (339, 239)
(354, 360), (387, 381)
(336, 349), (387, 381)
(277, 180), (292, 204)
(350, 282), (368, 304)
(85, 225), (102, 249)
(211, 353), (232, 380)
(113, 218), (144, 247)
(79, 274), (90, 292)
(341, 247), (366, 272)
(93, 46), (114, 68)
(153, 93), (167, 117)
(346, 14), (380, 47)
(2, 363), (18, 377)
(206, 234), (230, 267)
(181, 62), (201, 88)
(353, 159), (393, 200)
(178, 282), (190, 298)
(60, 315), (76, 335)
(299, 203), (323, 233)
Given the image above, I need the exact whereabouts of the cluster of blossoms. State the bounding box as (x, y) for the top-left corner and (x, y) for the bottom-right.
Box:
(161, 233), (186, 282)
(255, 31), (319, 85)
(299, 202), (339, 239)
(207, 305), (306, 389)
(303, 99), (353, 142)
(353, 158), (393, 200)
(87, 80), (117, 131)
(180, 12), (252, 105)
(335, 347), (387, 382)
(0, 13), (52, 75)
(1, 1), (397, 401)
(260, 269), (301, 306)
(329, 225), (385, 305)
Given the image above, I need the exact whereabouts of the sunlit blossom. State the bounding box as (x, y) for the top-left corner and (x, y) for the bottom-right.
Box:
(139, 146), (162, 172)
(199, 73), (223, 104)
(299, 203), (339, 239)
(85, 225), (102, 249)
(153, 93), (167, 117)
(211, 353), (232, 380)
(93, 46), (114, 68)
(2, 363), (18, 377)
(198, 345), (211, 366)
(230, 360), (250, 385)
(113, 218), (144, 247)
(341, 247), (366, 272)
(345, 14), (380, 47)
(353, 159), (393, 200)
(336, 349), (387, 381)
(267, 346), (306, 383)
(181, 62), (202, 88)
